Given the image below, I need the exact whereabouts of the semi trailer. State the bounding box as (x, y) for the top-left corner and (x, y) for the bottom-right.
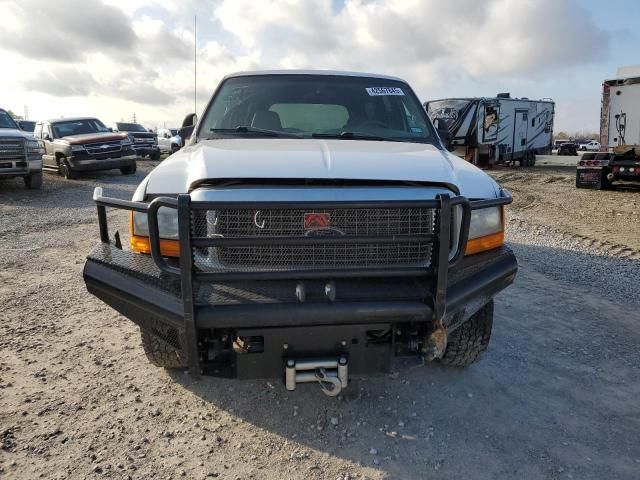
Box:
(576, 66), (640, 189)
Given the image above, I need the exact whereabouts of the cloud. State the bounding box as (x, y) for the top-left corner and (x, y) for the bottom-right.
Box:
(24, 68), (99, 97)
(0, 0), (137, 62)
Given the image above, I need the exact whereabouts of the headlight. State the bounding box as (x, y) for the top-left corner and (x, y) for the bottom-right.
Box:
(26, 141), (44, 155)
(132, 208), (178, 239)
(465, 206), (504, 255)
(130, 207), (180, 257)
(71, 145), (85, 152)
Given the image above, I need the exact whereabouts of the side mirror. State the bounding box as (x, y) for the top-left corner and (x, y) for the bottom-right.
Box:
(108, 127), (114, 132)
(178, 113), (197, 141)
(148, 129), (153, 133)
(434, 118), (453, 151)
(43, 133), (51, 141)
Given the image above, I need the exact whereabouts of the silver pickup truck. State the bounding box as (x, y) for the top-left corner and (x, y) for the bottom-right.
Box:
(0, 108), (43, 189)
(83, 70), (517, 396)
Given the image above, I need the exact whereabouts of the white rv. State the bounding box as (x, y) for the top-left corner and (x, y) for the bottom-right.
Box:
(425, 94), (555, 166)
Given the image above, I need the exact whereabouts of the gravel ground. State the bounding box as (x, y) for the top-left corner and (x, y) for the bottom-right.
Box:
(1, 162), (639, 480)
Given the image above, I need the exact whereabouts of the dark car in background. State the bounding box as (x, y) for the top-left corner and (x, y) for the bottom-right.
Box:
(35, 117), (137, 179)
(111, 122), (160, 160)
(557, 142), (578, 156)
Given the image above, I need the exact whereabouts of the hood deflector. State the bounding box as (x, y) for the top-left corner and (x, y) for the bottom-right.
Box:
(189, 178), (460, 195)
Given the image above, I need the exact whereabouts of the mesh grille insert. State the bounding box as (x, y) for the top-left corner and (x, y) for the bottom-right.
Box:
(191, 207), (435, 272)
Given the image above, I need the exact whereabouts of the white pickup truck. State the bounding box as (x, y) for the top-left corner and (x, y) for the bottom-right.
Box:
(83, 70), (517, 396)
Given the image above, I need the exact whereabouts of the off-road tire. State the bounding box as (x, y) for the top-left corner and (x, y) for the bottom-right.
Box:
(439, 301), (493, 367)
(140, 327), (186, 369)
(120, 163), (137, 175)
(24, 172), (42, 189)
(150, 150), (161, 161)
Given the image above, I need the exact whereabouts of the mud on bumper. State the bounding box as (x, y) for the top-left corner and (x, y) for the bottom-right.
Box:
(83, 188), (516, 380)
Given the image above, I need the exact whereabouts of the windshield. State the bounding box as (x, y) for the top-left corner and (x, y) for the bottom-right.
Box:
(0, 110), (19, 129)
(116, 122), (147, 132)
(425, 99), (474, 130)
(169, 129), (178, 136)
(52, 119), (109, 138)
(199, 75), (435, 143)
(19, 120), (36, 132)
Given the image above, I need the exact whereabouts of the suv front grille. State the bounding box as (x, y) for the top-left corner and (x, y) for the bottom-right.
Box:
(0, 139), (26, 161)
(192, 207), (435, 272)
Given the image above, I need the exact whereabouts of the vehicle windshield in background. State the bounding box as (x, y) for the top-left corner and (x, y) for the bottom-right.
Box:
(19, 120), (36, 132)
(116, 122), (147, 132)
(52, 119), (110, 138)
(426, 99), (473, 130)
(199, 75), (435, 144)
(169, 129), (178, 136)
(0, 111), (19, 129)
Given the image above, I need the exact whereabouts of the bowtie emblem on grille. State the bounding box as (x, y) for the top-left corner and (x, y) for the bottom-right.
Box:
(304, 213), (330, 229)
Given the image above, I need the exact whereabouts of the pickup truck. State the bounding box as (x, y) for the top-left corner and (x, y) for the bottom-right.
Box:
(36, 117), (137, 179)
(111, 122), (160, 160)
(84, 71), (517, 396)
(0, 108), (43, 189)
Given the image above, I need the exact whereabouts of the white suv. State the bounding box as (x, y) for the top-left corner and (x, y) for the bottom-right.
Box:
(84, 70), (517, 396)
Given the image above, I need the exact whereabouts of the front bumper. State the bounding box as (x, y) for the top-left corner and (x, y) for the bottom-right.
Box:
(132, 146), (159, 156)
(68, 153), (137, 172)
(83, 188), (516, 379)
(0, 157), (42, 177)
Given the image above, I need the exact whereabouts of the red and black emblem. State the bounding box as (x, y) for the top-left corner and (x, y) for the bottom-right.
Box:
(304, 212), (330, 229)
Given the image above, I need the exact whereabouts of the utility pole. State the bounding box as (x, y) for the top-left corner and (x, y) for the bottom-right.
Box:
(133, 112), (137, 123)
(194, 15), (197, 114)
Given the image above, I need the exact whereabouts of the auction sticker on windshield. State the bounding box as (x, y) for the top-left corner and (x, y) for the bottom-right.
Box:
(366, 87), (405, 96)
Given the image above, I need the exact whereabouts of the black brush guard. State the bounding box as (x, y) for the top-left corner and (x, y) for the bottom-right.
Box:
(89, 187), (513, 377)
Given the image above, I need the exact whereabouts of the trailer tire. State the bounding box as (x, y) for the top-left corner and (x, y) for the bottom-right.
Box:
(439, 301), (493, 367)
(140, 327), (186, 369)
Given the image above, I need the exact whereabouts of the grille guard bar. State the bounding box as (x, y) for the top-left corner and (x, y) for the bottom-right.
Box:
(92, 186), (512, 376)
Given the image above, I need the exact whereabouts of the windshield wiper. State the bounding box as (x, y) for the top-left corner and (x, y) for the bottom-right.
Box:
(210, 126), (302, 138)
(311, 131), (403, 142)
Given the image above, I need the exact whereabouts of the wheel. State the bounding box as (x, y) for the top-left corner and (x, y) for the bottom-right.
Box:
(150, 150), (161, 161)
(58, 157), (77, 179)
(140, 327), (186, 369)
(24, 172), (42, 189)
(439, 301), (493, 367)
(170, 144), (180, 154)
(120, 163), (137, 175)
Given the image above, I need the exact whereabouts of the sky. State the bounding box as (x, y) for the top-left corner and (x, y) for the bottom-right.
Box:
(1, 0), (638, 133)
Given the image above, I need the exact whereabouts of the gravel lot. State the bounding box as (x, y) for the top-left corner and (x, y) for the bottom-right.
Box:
(1, 162), (639, 480)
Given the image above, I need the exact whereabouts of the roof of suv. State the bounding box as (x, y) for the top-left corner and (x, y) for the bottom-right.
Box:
(223, 69), (405, 82)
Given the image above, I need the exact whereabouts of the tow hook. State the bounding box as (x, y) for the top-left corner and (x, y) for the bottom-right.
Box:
(285, 357), (348, 396)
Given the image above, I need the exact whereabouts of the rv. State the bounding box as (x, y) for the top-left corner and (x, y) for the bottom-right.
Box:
(425, 94), (555, 166)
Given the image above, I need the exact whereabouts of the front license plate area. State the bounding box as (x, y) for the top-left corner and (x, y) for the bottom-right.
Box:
(232, 323), (392, 380)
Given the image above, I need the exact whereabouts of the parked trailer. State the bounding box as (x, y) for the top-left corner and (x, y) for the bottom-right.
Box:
(425, 95), (555, 167)
(576, 66), (640, 189)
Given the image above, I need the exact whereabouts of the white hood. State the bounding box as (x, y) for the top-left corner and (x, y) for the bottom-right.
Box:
(142, 139), (500, 199)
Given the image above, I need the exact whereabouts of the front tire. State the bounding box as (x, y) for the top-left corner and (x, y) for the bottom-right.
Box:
(140, 327), (186, 369)
(120, 163), (137, 175)
(439, 301), (493, 367)
(150, 150), (161, 161)
(58, 157), (77, 179)
(24, 172), (42, 189)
